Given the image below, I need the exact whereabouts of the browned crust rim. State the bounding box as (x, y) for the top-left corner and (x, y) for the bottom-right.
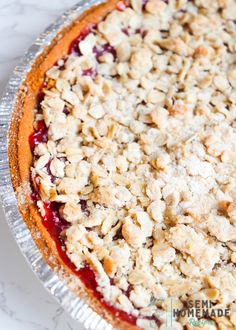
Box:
(8, 1), (140, 329)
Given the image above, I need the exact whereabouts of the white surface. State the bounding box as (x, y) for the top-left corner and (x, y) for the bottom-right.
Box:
(0, 0), (85, 329)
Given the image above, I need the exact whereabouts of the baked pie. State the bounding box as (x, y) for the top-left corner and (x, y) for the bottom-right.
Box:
(8, 0), (236, 329)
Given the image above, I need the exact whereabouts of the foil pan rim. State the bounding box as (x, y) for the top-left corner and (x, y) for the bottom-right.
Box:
(0, 1), (114, 329)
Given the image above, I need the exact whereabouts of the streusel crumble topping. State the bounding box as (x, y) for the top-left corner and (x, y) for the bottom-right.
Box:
(31, 0), (236, 328)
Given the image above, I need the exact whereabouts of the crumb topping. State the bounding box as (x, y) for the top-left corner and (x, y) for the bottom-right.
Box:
(31, 0), (236, 329)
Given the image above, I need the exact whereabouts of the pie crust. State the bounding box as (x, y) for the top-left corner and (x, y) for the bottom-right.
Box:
(8, 0), (236, 329)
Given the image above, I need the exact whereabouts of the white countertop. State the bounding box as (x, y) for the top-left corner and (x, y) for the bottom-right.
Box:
(0, 0), (85, 329)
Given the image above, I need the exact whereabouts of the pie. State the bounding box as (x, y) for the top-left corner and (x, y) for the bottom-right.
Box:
(8, 0), (236, 329)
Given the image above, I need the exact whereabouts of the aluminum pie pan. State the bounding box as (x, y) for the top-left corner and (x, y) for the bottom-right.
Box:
(0, 1), (115, 329)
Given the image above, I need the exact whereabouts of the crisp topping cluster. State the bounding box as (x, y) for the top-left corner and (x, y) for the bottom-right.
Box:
(32, 0), (236, 329)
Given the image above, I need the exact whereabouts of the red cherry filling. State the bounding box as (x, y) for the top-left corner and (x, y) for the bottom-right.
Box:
(93, 43), (117, 61)
(82, 67), (97, 78)
(29, 120), (48, 151)
(37, 90), (45, 106)
(121, 27), (129, 36)
(63, 106), (70, 115)
(69, 24), (96, 55)
(43, 201), (70, 239)
(69, 29), (117, 79)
